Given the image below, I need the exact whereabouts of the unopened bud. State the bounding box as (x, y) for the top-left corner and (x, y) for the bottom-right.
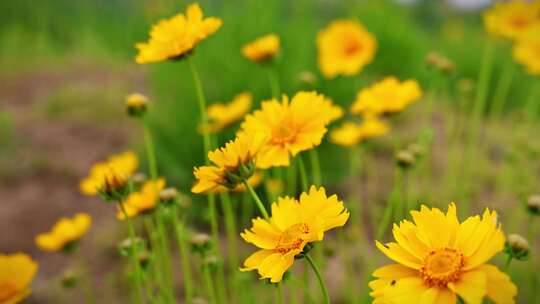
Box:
(191, 298), (209, 304)
(395, 150), (416, 169)
(526, 194), (540, 215)
(425, 52), (443, 69)
(159, 187), (179, 204)
(138, 251), (151, 269)
(131, 173), (147, 186)
(439, 57), (455, 75)
(407, 143), (426, 159)
(505, 234), (529, 261)
(203, 255), (219, 268)
(125, 93), (148, 117)
(118, 237), (144, 257)
(60, 269), (79, 288)
(190, 233), (212, 254)
(297, 71), (318, 87)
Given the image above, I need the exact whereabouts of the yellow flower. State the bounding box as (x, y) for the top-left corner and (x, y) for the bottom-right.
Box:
(513, 27), (540, 75)
(35, 213), (92, 252)
(240, 91), (335, 168)
(0, 253), (38, 304)
(330, 117), (389, 147)
(317, 19), (377, 79)
(242, 34), (280, 63)
(80, 151), (138, 196)
(135, 3), (222, 64)
(117, 178), (166, 219)
(370, 203), (517, 304)
(192, 132), (267, 194)
(323, 98), (344, 124)
(483, 0), (540, 40)
(351, 77), (422, 116)
(199, 92), (253, 134)
(240, 186), (349, 283)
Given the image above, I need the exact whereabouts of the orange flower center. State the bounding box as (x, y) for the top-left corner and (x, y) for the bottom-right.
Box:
(0, 282), (18, 302)
(271, 121), (299, 145)
(275, 223), (309, 254)
(343, 39), (363, 57)
(510, 16), (529, 29)
(420, 248), (464, 287)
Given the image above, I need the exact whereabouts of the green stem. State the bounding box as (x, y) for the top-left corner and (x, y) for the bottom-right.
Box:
(504, 255), (513, 271)
(144, 216), (165, 302)
(118, 202), (144, 304)
(376, 168), (401, 239)
(490, 58), (515, 122)
(305, 253), (330, 304)
(143, 121), (158, 181)
(524, 81), (540, 123)
(244, 181), (269, 220)
(309, 149), (322, 186)
(203, 265), (218, 304)
(277, 282), (285, 304)
(220, 192), (239, 274)
(297, 154), (309, 192)
(349, 145), (362, 224)
(155, 211), (175, 303)
(78, 258), (96, 304)
(267, 67), (281, 99)
(287, 160), (298, 195)
(171, 206), (194, 303)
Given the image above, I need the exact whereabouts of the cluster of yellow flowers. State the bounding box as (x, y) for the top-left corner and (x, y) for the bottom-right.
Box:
(484, 0), (540, 75)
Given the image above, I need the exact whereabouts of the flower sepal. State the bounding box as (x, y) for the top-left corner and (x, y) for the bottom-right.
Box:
(294, 243), (314, 260)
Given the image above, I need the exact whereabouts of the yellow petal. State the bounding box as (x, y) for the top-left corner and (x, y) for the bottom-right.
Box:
(447, 270), (487, 304)
(240, 250), (274, 272)
(375, 241), (421, 269)
(477, 264), (517, 304)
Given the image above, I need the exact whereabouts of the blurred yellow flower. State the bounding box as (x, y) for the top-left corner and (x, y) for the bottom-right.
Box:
(117, 178), (166, 219)
(266, 178), (284, 197)
(0, 253), (38, 304)
(80, 151), (138, 196)
(242, 34), (280, 63)
(240, 186), (349, 283)
(35, 213), (92, 252)
(513, 27), (540, 75)
(135, 3), (222, 64)
(322, 98), (344, 124)
(192, 132), (267, 193)
(199, 92), (253, 134)
(330, 117), (389, 147)
(125, 93), (148, 108)
(317, 19), (377, 79)
(483, 0), (540, 40)
(241, 91), (335, 168)
(351, 77), (422, 116)
(370, 203), (517, 304)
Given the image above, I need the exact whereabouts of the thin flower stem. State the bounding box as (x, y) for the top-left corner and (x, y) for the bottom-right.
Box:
(244, 181), (269, 220)
(297, 154), (309, 192)
(277, 282), (285, 304)
(203, 265), (218, 304)
(376, 168), (401, 239)
(143, 121), (158, 181)
(78, 257), (96, 304)
(504, 255), (513, 271)
(144, 216), (165, 302)
(118, 202), (144, 304)
(490, 58), (515, 122)
(155, 211), (175, 302)
(309, 149), (322, 186)
(171, 205), (194, 303)
(524, 81), (540, 123)
(349, 145), (362, 224)
(287, 160), (298, 195)
(220, 192), (239, 274)
(305, 253), (330, 304)
(267, 67), (281, 99)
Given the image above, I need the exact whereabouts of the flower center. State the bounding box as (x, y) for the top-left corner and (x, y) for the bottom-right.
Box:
(271, 122), (298, 145)
(0, 282), (18, 301)
(343, 39), (363, 57)
(275, 223), (309, 254)
(420, 248), (464, 287)
(510, 16), (529, 29)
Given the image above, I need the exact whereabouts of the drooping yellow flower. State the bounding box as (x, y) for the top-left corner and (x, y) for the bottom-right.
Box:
(330, 117), (389, 147)
(240, 186), (349, 283)
(240, 91), (335, 168)
(317, 19), (377, 79)
(80, 151), (138, 196)
(199, 92), (253, 134)
(483, 0), (540, 40)
(35, 213), (92, 252)
(135, 3), (222, 64)
(351, 77), (422, 116)
(242, 34), (280, 63)
(192, 132), (267, 194)
(0, 253), (38, 304)
(513, 26), (540, 75)
(117, 178), (166, 219)
(370, 203), (517, 304)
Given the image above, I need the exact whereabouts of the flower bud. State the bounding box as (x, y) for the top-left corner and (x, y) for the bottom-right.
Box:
(439, 57), (456, 75)
(137, 250), (152, 269)
(125, 93), (148, 117)
(131, 173), (147, 186)
(526, 194), (540, 215)
(395, 150), (416, 169)
(60, 269), (79, 289)
(191, 298), (209, 304)
(203, 255), (219, 268)
(407, 143), (426, 159)
(457, 78), (474, 96)
(118, 237), (145, 257)
(159, 187), (179, 204)
(190, 233), (212, 254)
(505, 234), (529, 261)
(297, 71), (318, 87)
(425, 52), (443, 69)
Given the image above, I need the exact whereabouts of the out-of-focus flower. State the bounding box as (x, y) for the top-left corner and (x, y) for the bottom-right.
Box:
(242, 34), (280, 63)
(483, 0), (540, 40)
(135, 3), (222, 64)
(213, 172), (263, 193)
(526, 194), (540, 215)
(79, 151), (138, 198)
(370, 203), (517, 304)
(322, 98), (344, 124)
(317, 19), (377, 79)
(297, 70), (318, 87)
(0, 253), (38, 303)
(240, 91), (335, 168)
(266, 178), (284, 197)
(125, 93), (149, 117)
(513, 27), (540, 75)
(395, 150), (416, 169)
(35, 214), (92, 252)
(192, 132), (267, 193)
(240, 186), (349, 283)
(330, 118), (389, 147)
(117, 178), (166, 219)
(199, 92), (252, 134)
(351, 77), (422, 116)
